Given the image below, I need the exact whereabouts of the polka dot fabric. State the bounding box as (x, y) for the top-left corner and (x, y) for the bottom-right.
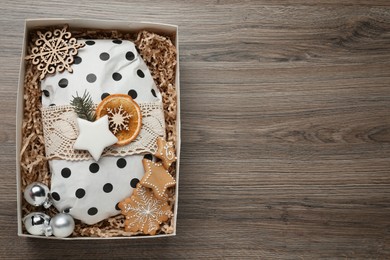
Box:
(49, 155), (145, 224)
(41, 40), (162, 225)
(41, 39), (161, 106)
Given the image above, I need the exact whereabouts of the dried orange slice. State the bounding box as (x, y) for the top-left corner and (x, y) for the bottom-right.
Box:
(96, 94), (142, 146)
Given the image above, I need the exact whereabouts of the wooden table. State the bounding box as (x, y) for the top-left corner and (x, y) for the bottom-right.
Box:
(1, 1), (389, 258)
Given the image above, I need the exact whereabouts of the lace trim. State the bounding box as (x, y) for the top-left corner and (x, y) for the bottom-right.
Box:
(41, 102), (165, 161)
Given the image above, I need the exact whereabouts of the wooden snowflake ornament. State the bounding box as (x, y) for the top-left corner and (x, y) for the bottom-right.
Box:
(25, 25), (85, 80)
(118, 185), (172, 235)
(106, 104), (132, 134)
(96, 94), (142, 146)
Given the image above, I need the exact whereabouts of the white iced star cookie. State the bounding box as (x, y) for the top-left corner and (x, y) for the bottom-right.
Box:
(73, 115), (118, 161)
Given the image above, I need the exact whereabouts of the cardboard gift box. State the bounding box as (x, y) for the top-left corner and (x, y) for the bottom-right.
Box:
(16, 19), (180, 239)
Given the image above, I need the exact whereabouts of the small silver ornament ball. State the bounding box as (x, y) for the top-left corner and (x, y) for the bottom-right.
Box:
(23, 182), (52, 208)
(23, 212), (51, 236)
(51, 213), (75, 238)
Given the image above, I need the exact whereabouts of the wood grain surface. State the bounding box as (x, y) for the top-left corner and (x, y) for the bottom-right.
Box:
(1, 0), (390, 259)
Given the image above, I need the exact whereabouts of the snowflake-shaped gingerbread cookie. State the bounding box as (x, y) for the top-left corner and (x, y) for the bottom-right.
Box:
(106, 104), (132, 134)
(25, 25), (85, 80)
(118, 185), (172, 235)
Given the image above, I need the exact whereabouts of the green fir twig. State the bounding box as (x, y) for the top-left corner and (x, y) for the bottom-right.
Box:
(70, 90), (96, 122)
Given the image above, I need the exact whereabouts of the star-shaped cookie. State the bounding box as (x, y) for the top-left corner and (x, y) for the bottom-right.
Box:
(73, 115), (118, 161)
(140, 159), (176, 199)
(155, 137), (176, 169)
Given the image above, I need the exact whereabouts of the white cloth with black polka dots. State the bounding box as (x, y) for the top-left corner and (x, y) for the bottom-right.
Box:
(40, 39), (162, 225)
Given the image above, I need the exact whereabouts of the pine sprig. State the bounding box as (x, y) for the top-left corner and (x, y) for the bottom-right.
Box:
(70, 90), (96, 122)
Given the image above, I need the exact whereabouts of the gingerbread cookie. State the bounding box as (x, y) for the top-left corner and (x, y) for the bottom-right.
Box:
(140, 159), (176, 199)
(118, 184), (172, 235)
(155, 137), (176, 169)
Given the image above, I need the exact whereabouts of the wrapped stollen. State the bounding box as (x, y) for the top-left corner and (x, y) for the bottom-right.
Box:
(40, 39), (165, 224)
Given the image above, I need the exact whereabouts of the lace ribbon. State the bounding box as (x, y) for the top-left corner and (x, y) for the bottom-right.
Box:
(41, 102), (165, 161)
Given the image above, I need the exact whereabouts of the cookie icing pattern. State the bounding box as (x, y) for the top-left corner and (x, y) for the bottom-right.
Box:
(155, 137), (176, 169)
(140, 159), (176, 199)
(119, 184), (172, 235)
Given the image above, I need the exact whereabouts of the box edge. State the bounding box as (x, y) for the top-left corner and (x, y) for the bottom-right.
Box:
(17, 18), (180, 240)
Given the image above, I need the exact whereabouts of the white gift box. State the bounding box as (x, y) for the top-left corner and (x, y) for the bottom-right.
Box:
(16, 18), (180, 239)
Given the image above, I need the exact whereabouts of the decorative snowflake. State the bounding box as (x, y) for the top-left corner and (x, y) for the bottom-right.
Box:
(25, 25), (85, 80)
(119, 185), (172, 235)
(106, 105), (132, 134)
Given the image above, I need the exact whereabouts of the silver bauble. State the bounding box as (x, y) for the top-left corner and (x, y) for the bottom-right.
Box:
(23, 182), (53, 208)
(23, 212), (51, 236)
(50, 213), (75, 238)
